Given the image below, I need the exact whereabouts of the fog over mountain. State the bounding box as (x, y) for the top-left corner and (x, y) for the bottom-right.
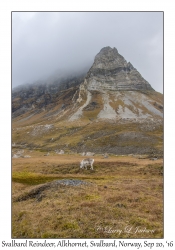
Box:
(12, 12), (163, 93)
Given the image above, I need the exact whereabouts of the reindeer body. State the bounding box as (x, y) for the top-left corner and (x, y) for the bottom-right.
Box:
(80, 158), (94, 170)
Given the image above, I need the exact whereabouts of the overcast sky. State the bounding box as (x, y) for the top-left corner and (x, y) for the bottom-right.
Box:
(12, 12), (163, 93)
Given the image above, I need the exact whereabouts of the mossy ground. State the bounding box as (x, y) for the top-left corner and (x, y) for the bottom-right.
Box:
(12, 154), (163, 238)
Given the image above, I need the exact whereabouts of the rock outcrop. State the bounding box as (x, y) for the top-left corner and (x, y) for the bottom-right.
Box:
(12, 73), (85, 118)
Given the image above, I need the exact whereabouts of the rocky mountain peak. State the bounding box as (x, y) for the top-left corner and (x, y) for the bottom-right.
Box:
(92, 46), (126, 70)
(98, 46), (118, 55)
(85, 46), (153, 92)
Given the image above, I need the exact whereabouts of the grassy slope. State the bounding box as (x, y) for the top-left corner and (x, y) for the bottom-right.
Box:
(12, 154), (163, 238)
(12, 118), (163, 155)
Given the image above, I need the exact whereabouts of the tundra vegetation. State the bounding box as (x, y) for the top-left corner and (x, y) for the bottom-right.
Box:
(12, 153), (163, 238)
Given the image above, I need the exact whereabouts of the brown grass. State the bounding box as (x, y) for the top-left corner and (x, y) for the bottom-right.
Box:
(12, 154), (163, 239)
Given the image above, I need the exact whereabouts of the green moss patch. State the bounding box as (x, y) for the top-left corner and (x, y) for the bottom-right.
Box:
(12, 172), (58, 185)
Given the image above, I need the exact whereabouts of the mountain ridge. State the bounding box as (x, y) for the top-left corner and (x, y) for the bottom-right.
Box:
(12, 46), (163, 156)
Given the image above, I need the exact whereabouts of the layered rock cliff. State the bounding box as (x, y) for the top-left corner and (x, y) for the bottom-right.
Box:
(69, 47), (162, 121)
(85, 46), (153, 92)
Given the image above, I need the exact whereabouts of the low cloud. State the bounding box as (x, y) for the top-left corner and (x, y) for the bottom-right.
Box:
(12, 12), (163, 93)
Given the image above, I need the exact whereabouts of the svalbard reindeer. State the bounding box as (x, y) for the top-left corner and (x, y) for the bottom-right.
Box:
(80, 158), (94, 170)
